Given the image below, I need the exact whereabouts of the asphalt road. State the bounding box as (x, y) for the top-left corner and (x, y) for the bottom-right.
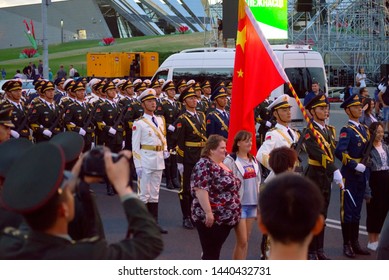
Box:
(93, 103), (378, 260)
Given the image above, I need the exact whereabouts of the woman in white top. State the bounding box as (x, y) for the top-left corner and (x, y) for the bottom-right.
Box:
(224, 130), (261, 260)
(356, 67), (367, 88)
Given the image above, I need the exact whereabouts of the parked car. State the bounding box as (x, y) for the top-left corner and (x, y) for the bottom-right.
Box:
(0, 79), (36, 99)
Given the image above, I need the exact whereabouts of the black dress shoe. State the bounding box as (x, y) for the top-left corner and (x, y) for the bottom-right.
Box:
(317, 252), (331, 260)
(172, 178), (180, 189)
(166, 182), (175, 189)
(343, 244), (356, 258)
(183, 218), (194, 229)
(351, 242), (370, 255)
(308, 253), (318, 260)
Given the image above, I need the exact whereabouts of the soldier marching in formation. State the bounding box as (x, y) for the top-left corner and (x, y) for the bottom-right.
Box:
(0, 74), (381, 260)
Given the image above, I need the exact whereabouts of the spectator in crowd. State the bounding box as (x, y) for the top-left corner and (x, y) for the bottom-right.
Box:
(0, 143), (163, 260)
(303, 81), (324, 107)
(352, 81), (361, 96)
(258, 173), (324, 260)
(48, 68), (53, 81)
(359, 98), (377, 127)
(22, 62), (33, 79)
(378, 79), (389, 132)
(69, 65), (77, 78)
(224, 130), (261, 260)
(13, 70), (24, 79)
(191, 135), (241, 260)
(130, 59), (140, 79)
(365, 122), (389, 251)
(56, 65), (67, 80)
(359, 87), (370, 100)
(377, 212), (389, 259)
(38, 60), (43, 77)
(356, 67), (367, 88)
(260, 146), (298, 259)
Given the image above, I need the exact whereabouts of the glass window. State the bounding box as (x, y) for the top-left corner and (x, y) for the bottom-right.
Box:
(284, 67), (327, 99)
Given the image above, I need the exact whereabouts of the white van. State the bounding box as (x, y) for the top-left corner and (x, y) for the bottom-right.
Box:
(152, 46), (328, 130)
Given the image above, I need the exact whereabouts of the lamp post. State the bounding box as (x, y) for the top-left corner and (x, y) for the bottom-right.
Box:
(60, 19), (64, 44)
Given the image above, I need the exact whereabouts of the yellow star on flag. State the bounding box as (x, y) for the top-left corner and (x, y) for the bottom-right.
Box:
(237, 69), (244, 78)
(236, 25), (246, 53)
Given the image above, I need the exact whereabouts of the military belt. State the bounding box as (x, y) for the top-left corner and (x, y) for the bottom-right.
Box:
(185, 141), (206, 148)
(350, 157), (361, 163)
(141, 145), (163, 151)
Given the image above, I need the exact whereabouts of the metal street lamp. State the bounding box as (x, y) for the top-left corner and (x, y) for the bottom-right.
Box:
(60, 19), (64, 44)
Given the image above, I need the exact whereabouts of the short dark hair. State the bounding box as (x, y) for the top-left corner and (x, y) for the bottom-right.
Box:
(259, 173), (323, 244)
(269, 147), (298, 174)
(201, 135), (225, 158)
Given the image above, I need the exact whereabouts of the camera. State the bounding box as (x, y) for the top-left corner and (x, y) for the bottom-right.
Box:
(81, 146), (121, 177)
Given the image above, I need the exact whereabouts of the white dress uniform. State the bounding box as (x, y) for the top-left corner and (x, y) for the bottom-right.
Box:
(132, 90), (167, 203)
(256, 94), (299, 182)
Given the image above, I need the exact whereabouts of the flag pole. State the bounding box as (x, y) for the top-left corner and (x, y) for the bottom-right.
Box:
(287, 82), (325, 151)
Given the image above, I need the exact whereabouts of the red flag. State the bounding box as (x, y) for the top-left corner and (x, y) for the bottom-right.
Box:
(227, 0), (289, 155)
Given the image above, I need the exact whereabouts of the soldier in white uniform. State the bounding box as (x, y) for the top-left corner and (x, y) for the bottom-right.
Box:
(132, 88), (169, 234)
(256, 94), (299, 181)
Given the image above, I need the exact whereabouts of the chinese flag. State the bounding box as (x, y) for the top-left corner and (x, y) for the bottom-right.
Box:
(227, 0), (289, 155)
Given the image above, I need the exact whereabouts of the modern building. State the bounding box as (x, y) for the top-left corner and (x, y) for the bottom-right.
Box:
(0, 0), (210, 49)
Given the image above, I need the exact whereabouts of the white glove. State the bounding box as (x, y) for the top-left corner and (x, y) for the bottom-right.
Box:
(177, 163), (184, 176)
(136, 167), (142, 179)
(168, 124), (175, 132)
(43, 129), (52, 138)
(108, 127), (117, 135)
(265, 121), (272, 128)
(355, 163), (366, 173)
(122, 141), (125, 149)
(10, 130), (20, 139)
(163, 150), (170, 159)
(78, 128), (86, 136)
(333, 169), (343, 185)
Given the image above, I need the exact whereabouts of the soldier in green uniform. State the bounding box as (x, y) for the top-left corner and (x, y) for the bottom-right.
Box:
(53, 77), (66, 104)
(206, 86), (229, 138)
(201, 80), (215, 114)
(118, 80), (135, 150)
(225, 81), (232, 112)
(254, 99), (275, 148)
(157, 80), (181, 190)
(28, 81), (63, 142)
(174, 87), (207, 229)
(194, 82), (206, 114)
(0, 80), (31, 140)
(123, 83), (146, 144)
(0, 142), (163, 260)
(58, 79), (76, 110)
(94, 81), (125, 195)
(63, 81), (95, 152)
(94, 81), (124, 153)
(304, 94), (343, 260)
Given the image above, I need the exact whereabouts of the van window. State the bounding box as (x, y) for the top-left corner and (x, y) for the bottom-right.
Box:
(153, 70), (168, 82)
(284, 67), (326, 99)
(173, 68), (233, 87)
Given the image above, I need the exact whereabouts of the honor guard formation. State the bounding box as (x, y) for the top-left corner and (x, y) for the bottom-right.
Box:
(1, 76), (389, 260)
